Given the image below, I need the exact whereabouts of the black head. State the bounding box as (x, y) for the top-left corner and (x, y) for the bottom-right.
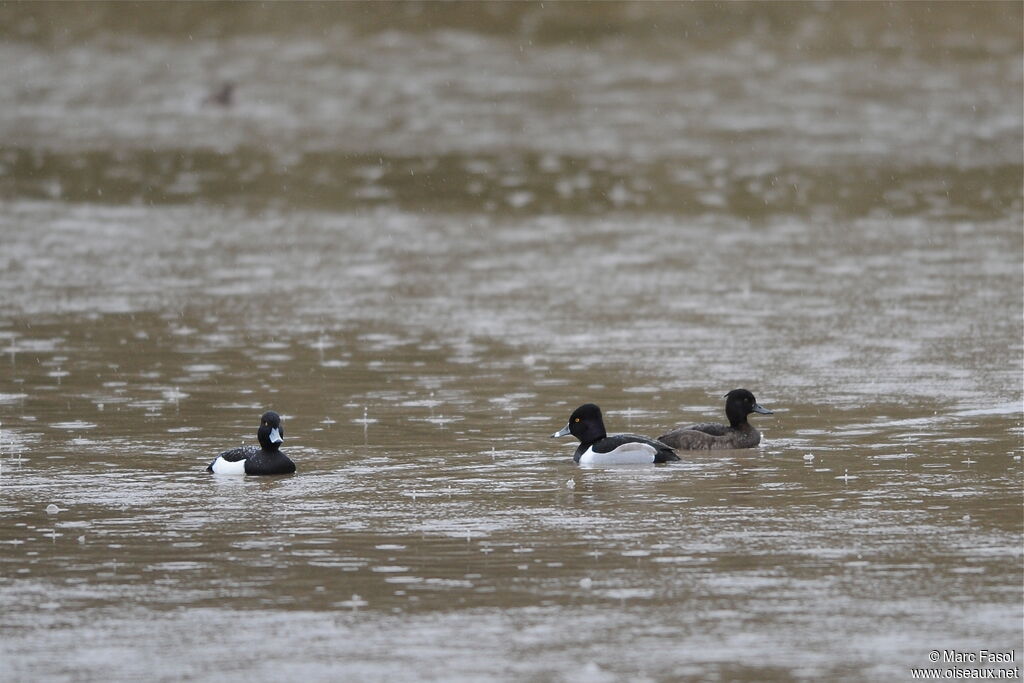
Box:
(724, 389), (772, 427)
(551, 403), (607, 444)
(257, 411), (284, 450)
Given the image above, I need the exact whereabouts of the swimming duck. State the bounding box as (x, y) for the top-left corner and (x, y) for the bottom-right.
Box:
(206, 411), (296, 475)
(551, 403), (679, 464)
(658, 389), (772, 450)
(203, 80), (236, 107)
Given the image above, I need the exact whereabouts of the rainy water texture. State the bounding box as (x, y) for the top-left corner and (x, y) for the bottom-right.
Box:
(0, 4), (1021, 681)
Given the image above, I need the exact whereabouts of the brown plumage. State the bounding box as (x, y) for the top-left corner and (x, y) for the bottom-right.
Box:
(658, 389), (773, 451)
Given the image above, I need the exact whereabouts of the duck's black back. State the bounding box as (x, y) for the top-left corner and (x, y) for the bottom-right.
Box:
(206, 445), (256, 472)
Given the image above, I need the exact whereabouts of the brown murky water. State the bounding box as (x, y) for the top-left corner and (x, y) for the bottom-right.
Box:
(1, 4), (1022, 681)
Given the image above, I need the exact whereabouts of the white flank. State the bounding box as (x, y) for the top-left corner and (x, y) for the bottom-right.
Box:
(578, 442), (656, 465)
(210, 456), (247, 475)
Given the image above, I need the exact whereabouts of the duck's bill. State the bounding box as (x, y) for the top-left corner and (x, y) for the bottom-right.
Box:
(551, 424), (572, 438)
(269, 427), (284, 444)
(752, 404), (773, 415)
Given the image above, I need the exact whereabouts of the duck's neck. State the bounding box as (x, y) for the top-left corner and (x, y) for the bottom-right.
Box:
(727, 416), (750, 430)
(726, 403), (749, 429)
(258, 438), (281, 452)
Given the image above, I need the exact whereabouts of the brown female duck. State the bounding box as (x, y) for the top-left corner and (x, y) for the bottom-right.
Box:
(658, 389), (773, 450)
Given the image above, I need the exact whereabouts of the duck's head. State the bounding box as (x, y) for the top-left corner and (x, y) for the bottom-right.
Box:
(257, 411), (284, 450)
(724, 389), (772, 427)
(551, 403), (607, 444)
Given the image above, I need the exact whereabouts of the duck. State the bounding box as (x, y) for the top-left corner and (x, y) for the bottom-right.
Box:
(206, 411), (296, 475)
(658, 389), (773, 450)
(202, 80), (236, 107)
(551, 403), (679, 464)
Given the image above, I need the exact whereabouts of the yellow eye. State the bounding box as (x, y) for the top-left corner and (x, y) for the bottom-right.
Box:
(574, 417), (580, 422)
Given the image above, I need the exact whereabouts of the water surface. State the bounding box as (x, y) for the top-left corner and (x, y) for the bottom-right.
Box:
(1, 4), (1021, 681)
